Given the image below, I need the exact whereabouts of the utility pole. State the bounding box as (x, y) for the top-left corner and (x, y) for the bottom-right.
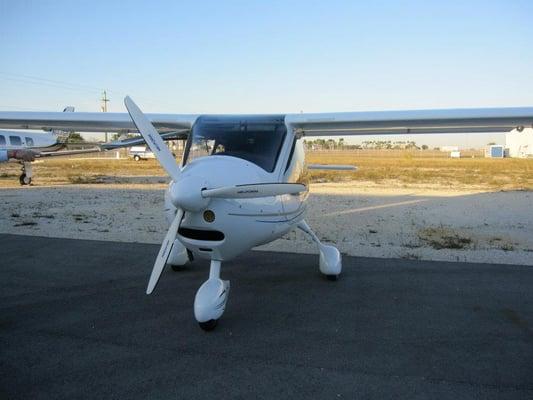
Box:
(101, 90), (109, 142)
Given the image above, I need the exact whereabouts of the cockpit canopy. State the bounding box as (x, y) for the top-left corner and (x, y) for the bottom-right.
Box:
(184, 115), (287, 172)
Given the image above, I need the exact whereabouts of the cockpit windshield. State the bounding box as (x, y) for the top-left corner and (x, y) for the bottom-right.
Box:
(184, 115), (287, 172)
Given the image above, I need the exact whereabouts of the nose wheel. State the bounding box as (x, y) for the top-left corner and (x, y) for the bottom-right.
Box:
(194, 260), (230, 331)
(19, 162), (33, 186)
(19, 173), (32, 186)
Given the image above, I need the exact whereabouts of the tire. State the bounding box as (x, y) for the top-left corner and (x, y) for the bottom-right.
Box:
(170, 264), (186, 272)
(19, 174), (31, 186)
(133, 155), (141, 161)
(199, 319), (218, 331)
(326, 274), (338, 281)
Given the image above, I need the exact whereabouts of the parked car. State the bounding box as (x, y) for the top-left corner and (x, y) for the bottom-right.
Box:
(129, 146), (155, 161)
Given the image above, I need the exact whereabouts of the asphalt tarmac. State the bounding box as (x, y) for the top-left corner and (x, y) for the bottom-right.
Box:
(1, 233), (532, 399)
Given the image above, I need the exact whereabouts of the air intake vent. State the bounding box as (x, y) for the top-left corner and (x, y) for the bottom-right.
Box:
(178, 227), (225, 241)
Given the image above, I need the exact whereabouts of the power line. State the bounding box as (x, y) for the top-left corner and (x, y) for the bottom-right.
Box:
(0, 104), (50, 111)
(0, 71), (105, 92)
(0, 71), (176, 112)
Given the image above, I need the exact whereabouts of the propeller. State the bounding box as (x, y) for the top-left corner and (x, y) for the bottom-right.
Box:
(125, 96), (184, 294)
(124, 96), (181, 182)
(146, 208), (183, 294)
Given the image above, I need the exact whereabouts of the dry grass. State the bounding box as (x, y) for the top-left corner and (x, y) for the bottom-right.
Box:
(418, 227), (473, 250)
(0, 158), (167, 187)
(0, 151), (532, 190)
(307, 151), (533, 190)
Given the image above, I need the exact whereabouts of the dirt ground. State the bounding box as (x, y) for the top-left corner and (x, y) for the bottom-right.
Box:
(1, 181), (531, 265)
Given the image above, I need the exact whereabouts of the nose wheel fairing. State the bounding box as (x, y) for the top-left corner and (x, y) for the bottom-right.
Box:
(194, 260), (230, 330)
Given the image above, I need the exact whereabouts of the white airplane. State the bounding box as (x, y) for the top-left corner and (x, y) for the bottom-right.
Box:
(0, 107), (80, 184)
(0, 106), (184, 185)
(1, 98), (532, 330)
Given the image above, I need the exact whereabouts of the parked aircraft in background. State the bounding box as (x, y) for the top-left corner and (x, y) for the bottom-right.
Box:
(0, 99), (531, 330)
(0, 106), (183, 185)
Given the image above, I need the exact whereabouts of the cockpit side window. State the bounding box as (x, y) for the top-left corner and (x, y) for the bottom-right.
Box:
(25, 137), (34, 147)
(284, 138), (297, 173)
(0, 135), (5, 145)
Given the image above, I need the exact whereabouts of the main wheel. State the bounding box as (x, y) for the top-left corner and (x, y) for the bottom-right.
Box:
(326, 274), (338, 281)
(199, 319), (218, 331)
(133, 155), (141, 161)
(19, 173), (31, 185)
(170, 264), (186, 272)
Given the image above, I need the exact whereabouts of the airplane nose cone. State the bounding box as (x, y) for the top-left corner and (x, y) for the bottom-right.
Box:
(169, 175), (210, 212)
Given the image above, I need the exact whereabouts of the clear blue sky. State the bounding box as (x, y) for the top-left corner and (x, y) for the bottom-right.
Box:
(1, 0), (532, 146)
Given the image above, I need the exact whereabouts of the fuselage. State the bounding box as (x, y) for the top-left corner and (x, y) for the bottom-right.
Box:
(0, 129), (62, 152)
(165, 114), (308, 261)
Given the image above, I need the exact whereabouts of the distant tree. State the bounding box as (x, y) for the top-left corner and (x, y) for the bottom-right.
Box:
(421, 144), (429, 150)
(66, 133), (85, 143)
(405, 141), (419, 150)
(111, 133), (138, 141)
(487, 142), (496, 146)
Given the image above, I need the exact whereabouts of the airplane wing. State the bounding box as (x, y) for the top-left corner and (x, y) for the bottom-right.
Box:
(286, 107), (533, 136)
(37, 147), (103, 158)
(40, 131), (185, 156)
(0, 111), (197, 133)
(2, 106), (533, 137)
(100, 131), (188, 150)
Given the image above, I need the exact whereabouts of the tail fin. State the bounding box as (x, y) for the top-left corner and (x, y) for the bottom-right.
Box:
(54, 106), (75, 143)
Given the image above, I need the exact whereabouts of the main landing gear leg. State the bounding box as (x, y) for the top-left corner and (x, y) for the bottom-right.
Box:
(297, 220), (342, 281)
(168, 239), (191, 271)
(19, 162), (33, 186)
(194, 260), (230, 331)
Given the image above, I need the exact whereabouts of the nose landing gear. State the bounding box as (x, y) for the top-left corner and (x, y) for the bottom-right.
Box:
(19, 162), (33, 186)
(194, 260), (230, 331)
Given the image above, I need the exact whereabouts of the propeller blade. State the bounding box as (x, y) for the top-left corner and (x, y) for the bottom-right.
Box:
(202, 183), (307, 199)
(124, 96), (181, 182)
(146, 208), (184, 294)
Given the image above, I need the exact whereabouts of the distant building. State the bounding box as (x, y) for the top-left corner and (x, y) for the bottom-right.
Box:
(441, 146), (459, 152)
(450, 151), (461, 158)
(506, 128), (533, 158)
(485, 145), (505, 158)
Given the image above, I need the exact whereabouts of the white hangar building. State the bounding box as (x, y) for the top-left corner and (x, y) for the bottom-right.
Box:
(506, 128), (533, 158)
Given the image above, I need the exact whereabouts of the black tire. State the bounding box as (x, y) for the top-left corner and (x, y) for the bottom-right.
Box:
(19, 173), (31, 186)
(199, 319), (218, 331)
(170, 264), (186, 272)
(326, 274), (338, 281)
(133, 155), (141, 161)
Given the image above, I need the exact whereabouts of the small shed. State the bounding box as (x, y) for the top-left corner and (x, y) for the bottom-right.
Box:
(450, 151), (461, 158)
(485, 145), (504, 158)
